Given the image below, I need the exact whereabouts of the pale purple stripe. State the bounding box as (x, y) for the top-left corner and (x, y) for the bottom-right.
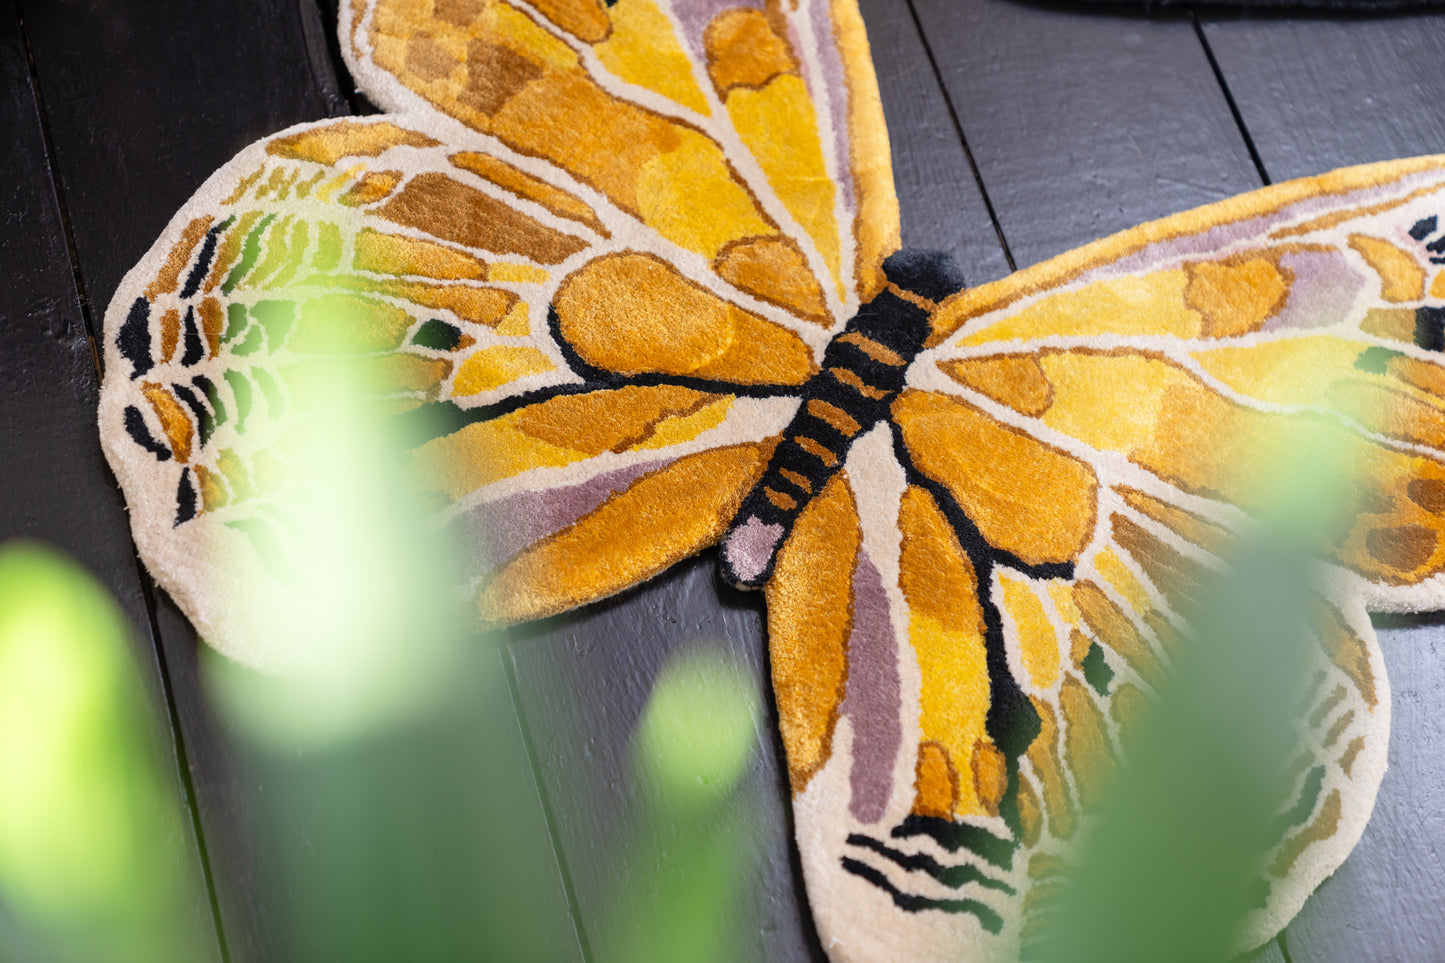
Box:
(1267, 248), (1365, 333)
(669, 0), (765, 63)
(841, 550), (902, 825)
(1094, 176), (1439, 282)
(452, 457), (674, 577)
(807, 0), (857, 215)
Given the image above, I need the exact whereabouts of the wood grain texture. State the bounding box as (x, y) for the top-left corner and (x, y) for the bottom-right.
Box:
(16, 0), (343, 313)
(6, 0), (1444, 958)
(0, 3), (225, 958)
(910, 0), (1262, 267)
(1200, 12), (1445, 182)
(507, 554), (819, 961)
(858, 0), (1013, 285)
(19, 2), (578, 960)
(0, 5), (225, 958)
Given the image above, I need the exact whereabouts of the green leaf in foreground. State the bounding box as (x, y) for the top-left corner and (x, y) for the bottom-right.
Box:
(0, 541), (211, 963)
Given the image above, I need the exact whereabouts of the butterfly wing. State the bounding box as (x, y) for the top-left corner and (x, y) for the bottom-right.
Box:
(339, 0), (899, 320)
(99, 113), (814, 667)
(798, 155), (1445, 959)
(101, 0), (902, 666)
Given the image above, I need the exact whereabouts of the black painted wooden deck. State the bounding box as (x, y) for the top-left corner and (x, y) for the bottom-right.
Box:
(3, 0), (1444, 959)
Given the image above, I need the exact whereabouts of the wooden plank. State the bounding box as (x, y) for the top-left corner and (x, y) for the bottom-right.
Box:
(857, 0), (1012, 284)
(16, 0), (343, 313)
(17, 1), (344, 953)
(0, 3), (223, 958)
(1199, 14), (1445, 182)
(1199, 16), (1445, 961)
(910, 0), (1262, 267)
(20, 1), (581, 959)
(507, 554), (823, 961)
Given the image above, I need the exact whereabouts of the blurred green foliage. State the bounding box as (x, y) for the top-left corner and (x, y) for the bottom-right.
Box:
(1030, 426), (1353, 963)
(0, 541), (211, 963)
(600, 645), (767, 963)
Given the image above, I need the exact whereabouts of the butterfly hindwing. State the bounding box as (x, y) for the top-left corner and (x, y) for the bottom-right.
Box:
(98, 111), (815, 663)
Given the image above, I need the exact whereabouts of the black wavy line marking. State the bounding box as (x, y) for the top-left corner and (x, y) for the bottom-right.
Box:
(840, 857), (1004, 933)
(846, 833), (1015, 894)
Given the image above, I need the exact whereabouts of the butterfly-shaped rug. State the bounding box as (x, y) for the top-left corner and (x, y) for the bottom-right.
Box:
(98, 0), (1445, 959)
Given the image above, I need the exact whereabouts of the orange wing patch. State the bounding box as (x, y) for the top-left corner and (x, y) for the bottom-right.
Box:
(481, 442), (773, 623)
(892, 389), (1098, 566)
(766, 473), (859, 794)
(554, 253), (818, 385)
(898, 485), (996, 819)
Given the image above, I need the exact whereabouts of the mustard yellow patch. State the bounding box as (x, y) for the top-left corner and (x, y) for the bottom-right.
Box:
(894, 390), (1096, 566)
(482, 444), (770, 625)
(1182, 255), (1290, 338)
(1094, 548), (1152, 615)
(1000, 575), (1060, 692)
(416, 419), (579, 500)
(939, 355), (1054, 417)
(594, 0), (710, 115)
(727, 76), (842, 296)
(554, 253), (816, 385)
(764, 473), (857, 793)
(486, 263), (550, 285)
(1191, 336), (1363, 408)
(1432, 271), (1445, 299)
(632, 396), (732, 449)
(1038, 352), (1181, 455)
(1060, 675), (1116, 809)
(1048, 580), (1081, 626)
(912, 742), (959, 819)
(489, 0), (579, 70)
(899, 486), (993, 819)
(636, 132), (774, 259)
(714, 236), (829, 325)
(495, 301), (531, 337)
(452, 346), (555, 396)
(266, 120), (439, 165)
(1349, 233), (1426, 303)
(139, 382), (192, 464)
(353, 228), (488, 281)
(315, 164), (366, 203)
(960, 272), (1200, 346)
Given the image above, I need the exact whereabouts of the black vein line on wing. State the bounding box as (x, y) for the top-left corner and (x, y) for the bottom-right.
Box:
(841, 857), (1005, 933)
(884, 421), (1073, 862)
(393, 365), (801, 449)
(846, 834), (1015, 895)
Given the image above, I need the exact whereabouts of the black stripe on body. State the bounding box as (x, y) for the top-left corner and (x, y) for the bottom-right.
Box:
(719, 285), (935, 588)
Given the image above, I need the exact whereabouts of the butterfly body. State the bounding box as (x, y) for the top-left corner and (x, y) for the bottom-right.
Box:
(722, 248), (963, 589)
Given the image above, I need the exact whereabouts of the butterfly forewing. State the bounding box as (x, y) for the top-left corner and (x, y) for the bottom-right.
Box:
(340, 0), (899, 322)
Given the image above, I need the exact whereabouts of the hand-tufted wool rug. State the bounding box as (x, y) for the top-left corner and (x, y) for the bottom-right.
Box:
(98, 0), (1445, 959)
